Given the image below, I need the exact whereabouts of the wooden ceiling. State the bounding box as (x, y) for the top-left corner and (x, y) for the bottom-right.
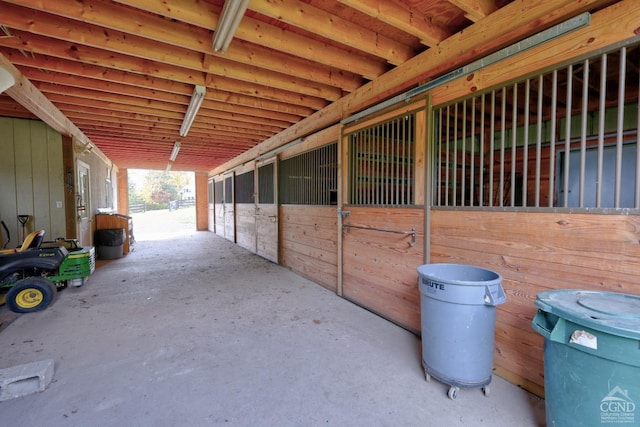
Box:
(0, 0), (612, 172)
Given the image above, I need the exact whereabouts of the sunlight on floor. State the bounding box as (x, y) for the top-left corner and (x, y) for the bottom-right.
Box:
(130, 206), (196, 241)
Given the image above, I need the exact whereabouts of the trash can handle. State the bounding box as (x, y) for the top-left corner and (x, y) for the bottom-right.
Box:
(532, 310), (566, 343)
(484, 284), (507, 306)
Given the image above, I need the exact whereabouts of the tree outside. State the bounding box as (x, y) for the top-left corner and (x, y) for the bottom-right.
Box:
(128, 169), (195, 211)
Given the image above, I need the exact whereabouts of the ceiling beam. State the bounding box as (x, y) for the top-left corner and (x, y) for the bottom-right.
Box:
(1, 49), (312, 120)
(0, 30), (329, 110)
(1, 0), (363, 93)
(1, 3), (342, 102)
(58, 101), (292, 130)
(448, 0), (498, 23)
(111, 0), (389, 80)
(42, 92), (302, 130)
(67, 112), (284, 137)
(337, 0), (451, 47)
(0, 52), (92, 147)
(249, 0), (414, 65)
(210, 0), (616, 174)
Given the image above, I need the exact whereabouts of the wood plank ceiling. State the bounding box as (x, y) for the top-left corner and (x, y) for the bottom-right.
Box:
(0, 0), (603, 172)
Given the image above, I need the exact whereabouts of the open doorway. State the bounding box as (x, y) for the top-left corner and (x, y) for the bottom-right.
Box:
(127, 169), (196, 241)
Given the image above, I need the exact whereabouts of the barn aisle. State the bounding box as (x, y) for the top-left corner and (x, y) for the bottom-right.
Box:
(0, 228), (545, 426)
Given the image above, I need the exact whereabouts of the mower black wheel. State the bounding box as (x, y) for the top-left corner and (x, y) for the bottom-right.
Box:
(6, 277), (57, 313)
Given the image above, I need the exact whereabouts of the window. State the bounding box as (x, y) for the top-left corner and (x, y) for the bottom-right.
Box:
(279, 143), (337, 205)
(258, 162), (275, 204)
(347, 114), (415, 206)
(214, 180), (223, 204)
(433, 42), (640, 212)
(224, 176), (232, 203)
(235, 170), (254, 204)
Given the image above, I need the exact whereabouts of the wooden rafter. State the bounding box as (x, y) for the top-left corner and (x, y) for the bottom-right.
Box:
(0, 0), (625, 172)
(448, 0), (498, 22)
(337, 0), (451, 46)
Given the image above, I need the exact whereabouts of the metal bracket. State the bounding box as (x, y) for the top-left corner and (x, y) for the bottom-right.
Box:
(338, 209), (351, 218)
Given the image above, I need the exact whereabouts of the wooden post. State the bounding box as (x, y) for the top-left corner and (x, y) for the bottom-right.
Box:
(195, 172), (209, 231)
(117, 168), (128, 215)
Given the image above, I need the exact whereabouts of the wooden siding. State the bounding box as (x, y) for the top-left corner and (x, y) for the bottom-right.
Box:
(235, 203), (256, 253)
(224, 203), (235, 242)
(0, 117), (65, 240)
(256, 204), (278, 263)
(214, 176), (224, 237)
(208, 206), (215, 233)
(341, 206), (424, 332)
(214, 204), (224, 237)
(430, 209), (640, 396)
(279, 205), (337, 291)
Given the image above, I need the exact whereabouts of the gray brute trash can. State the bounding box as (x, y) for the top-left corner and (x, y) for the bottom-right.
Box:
(417, 263), (506, 400)
(94, 228), (125, 260)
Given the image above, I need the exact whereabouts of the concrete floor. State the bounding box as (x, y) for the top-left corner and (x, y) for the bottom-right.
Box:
(0, 218), (546, 426)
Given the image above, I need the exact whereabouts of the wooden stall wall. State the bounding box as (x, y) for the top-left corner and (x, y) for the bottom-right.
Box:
(277, 125), (340, 290)
(279, 205), (338, 292)
(341, 207), (424, 332)
(235, 204), (256, 253)
(430, 209), (640, 396)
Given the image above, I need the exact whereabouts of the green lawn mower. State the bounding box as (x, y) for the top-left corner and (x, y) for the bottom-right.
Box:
(0, 224), (95, 313)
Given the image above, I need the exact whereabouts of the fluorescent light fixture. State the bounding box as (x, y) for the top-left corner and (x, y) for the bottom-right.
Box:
(212, 0), (250, 53)
(0, 66), (15, 94)
(169, 141), (181, 161)
(179, 85), (206, 137)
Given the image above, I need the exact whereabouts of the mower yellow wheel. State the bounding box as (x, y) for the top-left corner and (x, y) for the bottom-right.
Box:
(14, 288), (45, 309)
(6, 277), (57, 313)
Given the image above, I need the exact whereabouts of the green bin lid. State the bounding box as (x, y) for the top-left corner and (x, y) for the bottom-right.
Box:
(535, 289), (640, 340)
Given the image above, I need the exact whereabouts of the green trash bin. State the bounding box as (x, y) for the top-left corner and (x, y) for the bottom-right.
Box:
(532, 290), (640, 426)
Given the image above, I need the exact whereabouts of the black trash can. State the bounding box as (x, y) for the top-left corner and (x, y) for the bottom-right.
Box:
(94, 228), (125, 259)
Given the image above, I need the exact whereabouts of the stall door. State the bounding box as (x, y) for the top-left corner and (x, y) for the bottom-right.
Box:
(214, 177), (224, 237)
(234, 168), (256, 253)
(223, 173), (235, 242)
(341, 207), (423, 332)
(339, 104), (427, 333)
(255, 160), (278, 263)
